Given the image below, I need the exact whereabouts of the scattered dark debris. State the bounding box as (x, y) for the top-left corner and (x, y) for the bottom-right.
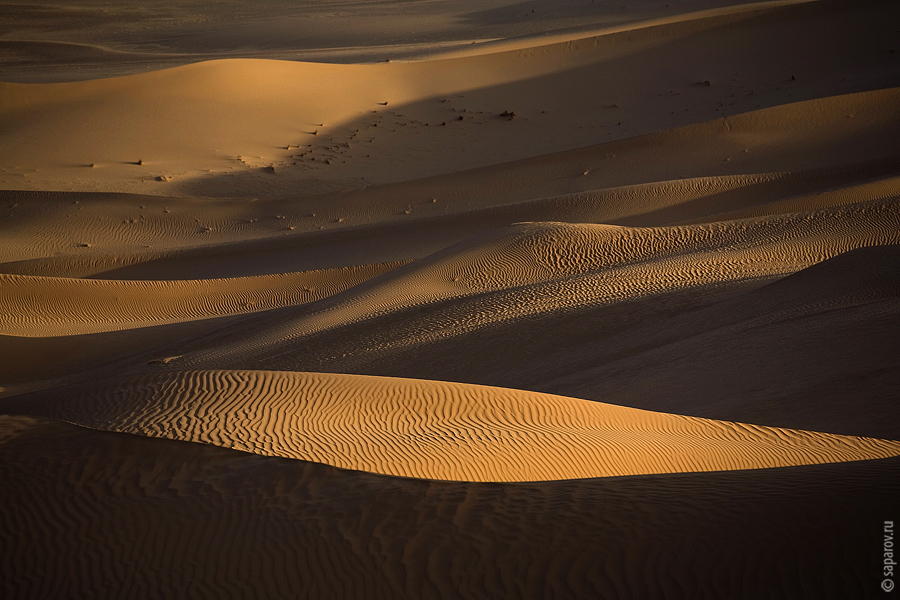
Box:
(148, 356), (179, 365)
(499, 110), (517, 120)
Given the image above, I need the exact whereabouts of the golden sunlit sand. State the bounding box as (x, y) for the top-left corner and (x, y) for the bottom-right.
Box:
(9, 370), (899, 482)
(2, 0), (899, 597)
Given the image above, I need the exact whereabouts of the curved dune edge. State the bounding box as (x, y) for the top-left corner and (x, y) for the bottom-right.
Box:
(5, 370), (899, 482)
(4, 414), (897, 599)
(0, 262), (401, 336)
(174, 197), (900, 370)
(2, 1), (898, 199)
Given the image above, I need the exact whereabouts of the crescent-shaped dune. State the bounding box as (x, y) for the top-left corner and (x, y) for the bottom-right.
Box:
(6, 370), (899, 482)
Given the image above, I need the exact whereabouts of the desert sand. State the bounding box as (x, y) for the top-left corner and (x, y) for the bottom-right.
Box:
(2, 0), (899, 597)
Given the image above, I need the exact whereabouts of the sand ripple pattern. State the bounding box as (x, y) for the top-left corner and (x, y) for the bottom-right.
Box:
(177, 198), (900, 369)
(6, 370), (899, 482)
(3, 416), (896, 599)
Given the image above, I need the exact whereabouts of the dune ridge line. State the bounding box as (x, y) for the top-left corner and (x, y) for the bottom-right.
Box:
(5, 369), (898, 483)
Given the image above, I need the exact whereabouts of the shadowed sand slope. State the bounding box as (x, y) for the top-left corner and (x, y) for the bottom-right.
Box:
(168, 198), (900, 371)
(303, 244), (900, 440)
(512, 243), (900, 435)
(5, 371), (898, 482)
(4, 153), (900, 282)
(2, 415), (898, 599)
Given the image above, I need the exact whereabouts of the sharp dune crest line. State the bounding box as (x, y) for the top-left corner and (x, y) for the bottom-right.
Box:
(8, 370), (899, 482)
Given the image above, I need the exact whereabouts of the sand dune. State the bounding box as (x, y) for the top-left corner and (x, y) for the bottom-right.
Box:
(6, 370), (899, 482)
(0, 263), (399, 336)
(1, 86), (897, 281)
(2, 0), (899, 597)
(3, 415), (898, 599)
(167, 198), (900, 370)
(2, 0), (771, 81)
(1, 0), (898, 198)
(180, 243), (899, 440)
(485, 244), (900, 438)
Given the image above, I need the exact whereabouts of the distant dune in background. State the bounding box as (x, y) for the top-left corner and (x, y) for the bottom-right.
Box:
(2, 0), (899, 597)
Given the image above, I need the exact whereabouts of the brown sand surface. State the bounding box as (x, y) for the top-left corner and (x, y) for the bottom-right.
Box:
(3, 415), (899, 599)
(2, 0), (899, 597)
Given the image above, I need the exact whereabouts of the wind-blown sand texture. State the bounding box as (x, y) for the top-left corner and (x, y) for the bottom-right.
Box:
(8, 370), (899, 482)
(2, 0), (899, 597)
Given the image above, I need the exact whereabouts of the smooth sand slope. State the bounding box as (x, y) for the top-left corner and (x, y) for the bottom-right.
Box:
(7, 370), (899, 482)
(2, 0), (900, 597)
(0, 263), (399, 336)
(1, 0), (771, 81)
(1, 0), (898, 199)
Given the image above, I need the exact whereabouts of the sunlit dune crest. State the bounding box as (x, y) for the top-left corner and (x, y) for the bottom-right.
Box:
(7, 370), (899, 482)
